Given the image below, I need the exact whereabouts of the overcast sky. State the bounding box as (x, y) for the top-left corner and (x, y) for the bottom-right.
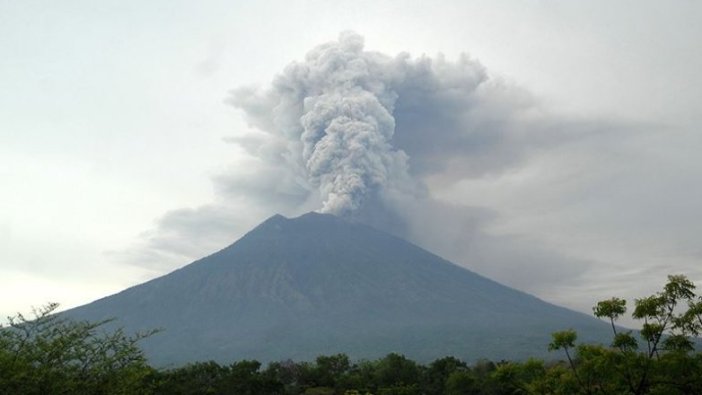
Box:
(2, 1), (701, 323)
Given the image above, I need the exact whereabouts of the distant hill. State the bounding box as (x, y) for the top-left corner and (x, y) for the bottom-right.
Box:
(66, 212), (612, 366)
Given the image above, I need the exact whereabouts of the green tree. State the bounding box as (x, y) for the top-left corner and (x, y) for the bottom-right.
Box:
(224, 360), (284, 395)
(422, 356), (468, 395)
(374, 353), (421, 395)
(491, 359), (547, 394)
(153, 361), (229, 394)
(0, 303), (156, 395)
(550, 274), (702, 395)
(444, 370), (479, 395)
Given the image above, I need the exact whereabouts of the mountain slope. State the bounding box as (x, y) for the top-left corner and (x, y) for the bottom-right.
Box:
(67, 212), (612, 366)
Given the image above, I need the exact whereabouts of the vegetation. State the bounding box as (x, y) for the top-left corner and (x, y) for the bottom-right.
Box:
(1, 275), (701, 394)
(0, 302), (157, 394)
(547, 274), (702, 394)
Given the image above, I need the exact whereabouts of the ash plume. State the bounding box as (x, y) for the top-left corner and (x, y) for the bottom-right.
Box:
(227, 31), (567, 223)
(228, 32), (414, 216)
(125, 31), (594, 293)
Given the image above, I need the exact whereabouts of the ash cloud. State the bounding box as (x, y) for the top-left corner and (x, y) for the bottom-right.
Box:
(229, 32), (583, 216)
(225, 32), (577, 234)
(120, 32), (602, 291)
(228, 32), (414, 216)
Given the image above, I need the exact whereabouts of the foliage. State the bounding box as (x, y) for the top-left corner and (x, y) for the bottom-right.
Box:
(0, 302), (156, 395)
(547, 274), (702, 395)
(2, 274), (701, 394)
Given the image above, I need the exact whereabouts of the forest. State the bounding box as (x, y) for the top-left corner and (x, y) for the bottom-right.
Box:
(1, 275), (701, 395)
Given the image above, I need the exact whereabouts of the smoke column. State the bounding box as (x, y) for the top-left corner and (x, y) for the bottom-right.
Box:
(133, 31), (589, 294)
(229, 31), (551, 226)
(231, 32), (414, 215)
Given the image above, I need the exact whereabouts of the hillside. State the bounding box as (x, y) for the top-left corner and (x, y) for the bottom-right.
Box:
(67, 212), (612, 366)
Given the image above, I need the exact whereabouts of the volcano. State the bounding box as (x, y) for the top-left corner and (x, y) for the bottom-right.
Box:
(67, 212), (611, 366)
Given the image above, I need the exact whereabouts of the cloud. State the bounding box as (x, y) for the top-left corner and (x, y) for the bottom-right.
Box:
(118, 32), (596, 277)
(116, 32), (702, 312)
(227, 32), (579, 215)
(228, 32), (413, 215)
(221, 31), (598, 240)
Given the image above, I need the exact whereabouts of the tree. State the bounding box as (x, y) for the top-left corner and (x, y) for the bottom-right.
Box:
(224, 360), (284, 395)
(314, 353), (350, 388)
(0, 303), (156, 395)
(372, 353), (421, 395)
(444, 370), (478, 395)
(549, 274), (702, 395)
(153, 361), (229, 394)
(423, 356), (468, 395)
(491, 359), (547, 394)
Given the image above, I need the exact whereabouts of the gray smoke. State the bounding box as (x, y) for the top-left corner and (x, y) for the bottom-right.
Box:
(228, 32), (572, 222)
(112, 31), (702, 320)
(122, 32), (596, 292)
(228, 32), (414, 215)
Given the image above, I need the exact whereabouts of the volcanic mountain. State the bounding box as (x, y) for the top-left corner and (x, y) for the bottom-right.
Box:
(67, 212), (612, 366)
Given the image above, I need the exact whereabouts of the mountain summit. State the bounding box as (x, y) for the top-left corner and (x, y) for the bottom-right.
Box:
(67, 212), (611, 366)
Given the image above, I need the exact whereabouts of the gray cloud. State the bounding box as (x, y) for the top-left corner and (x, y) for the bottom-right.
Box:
(108, 204), (253, 272)
(117, 32), (701, 311)
(222, 32), (597, 238)
(228, 33), (596, 209)
(119, 33), (600, 279)
(228, 32), (415, 215)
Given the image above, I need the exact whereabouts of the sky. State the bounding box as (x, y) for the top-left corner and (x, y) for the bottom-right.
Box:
(1, 0), (701, 325)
